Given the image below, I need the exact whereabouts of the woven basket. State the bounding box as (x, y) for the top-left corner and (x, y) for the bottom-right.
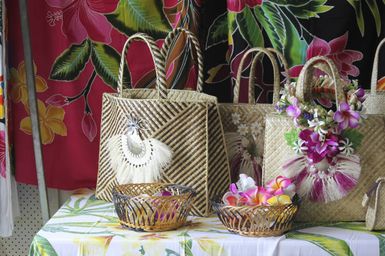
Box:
(112, 183), (196, 232)
(364, 38), (385, 114)
(263, 56), (385, 222)
(212, 198), (299, 237)
(218, 47), (288, 184)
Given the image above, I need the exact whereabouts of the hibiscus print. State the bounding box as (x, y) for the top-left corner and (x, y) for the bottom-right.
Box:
(45, 0), (119, 44)
(288, 33), (363, 80)
(20, 100), (67, 145)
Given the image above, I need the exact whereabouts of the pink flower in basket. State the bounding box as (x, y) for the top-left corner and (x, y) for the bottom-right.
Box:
(266, 176), (296, 197)
(240, 187), (272, 206)
(334, 103), (360, 130)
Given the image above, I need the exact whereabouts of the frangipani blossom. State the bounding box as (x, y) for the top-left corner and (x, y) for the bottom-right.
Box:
(266, 194), (292, 206)
(334, 102), (360, 130)
(266, 176), (295, 197)
(236, 173), (257, 192)
(241, 187), (271, 206)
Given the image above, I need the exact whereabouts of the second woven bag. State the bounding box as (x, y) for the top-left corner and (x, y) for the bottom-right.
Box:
(96, 31), (230, 217)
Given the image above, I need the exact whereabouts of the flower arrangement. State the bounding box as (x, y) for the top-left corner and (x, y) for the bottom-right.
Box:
(214, 174), (299, 236)
(222, 174), (296, 207)
(275, 71), (366, 203)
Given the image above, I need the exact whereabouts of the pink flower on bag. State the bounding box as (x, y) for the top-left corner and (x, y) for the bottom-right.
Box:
(333, 103), (360, 130)
(288, 33), (363, 80)
(286, 98), (301, 124)
(227, 0), (263, 13)
(299, 130), (339, 164)
(45, 0), (119, 44)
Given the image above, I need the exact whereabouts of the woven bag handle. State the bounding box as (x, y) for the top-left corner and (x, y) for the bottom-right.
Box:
(160, 27), (204, 92)
(370, 38), (385, 95)
(118, 33), (167, 99)
(234, 47), (280, 104)
(267, 48), (291, 85)
(296, 56), (346, 106)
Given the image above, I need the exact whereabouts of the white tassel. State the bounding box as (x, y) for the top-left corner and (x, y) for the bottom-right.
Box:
(108, 134), (172, 184)
(283, 154), (361, 203)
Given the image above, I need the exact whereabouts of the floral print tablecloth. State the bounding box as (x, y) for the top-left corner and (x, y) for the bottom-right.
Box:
(29, 190), (385, 256)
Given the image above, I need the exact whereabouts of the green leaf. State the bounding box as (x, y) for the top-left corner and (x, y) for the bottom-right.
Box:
(106, 0), (171, 38)
(206, 12), (228, 49)
(165, 249), (180, 256)
(284, 128), (300, 147)
(280, 8), (307, 66)
(327, 222), (385, 255)
(236, 7), (264, 47)
(91, 42), (129, 89)
(346, 0), (365, 36)
(30, 235), (58, 256)
(286, 231), (353, 256)
(342, 129), (364, 150)
(365, 0), (381, 36)
(286, 0), (333, 19)
(254, 3), (286, 52)
(50, 39), (91, 81)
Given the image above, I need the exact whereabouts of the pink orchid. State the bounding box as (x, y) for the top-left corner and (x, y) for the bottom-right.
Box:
(266, 176), (295, 197)
(299, 130), (339, 164)
(45, 0), (119, 44)
(354, 88), (366, 103)
(334, 102), (360, 130)
(288, 33), (363, 80)
(227, 0), (263, 13)
(240, 186), (272, 206)
(286, 98), (301, 124)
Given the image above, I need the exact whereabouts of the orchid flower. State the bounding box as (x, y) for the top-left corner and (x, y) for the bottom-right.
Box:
(333, 102), (360, 130)
(286, 97), (301, 124)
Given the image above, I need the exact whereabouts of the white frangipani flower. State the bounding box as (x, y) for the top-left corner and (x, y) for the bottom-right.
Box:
(238, 124), (249, 136)
(232, 113), (241, 125)
(339, 138), (354, 156)
(236, 174), (257, 192)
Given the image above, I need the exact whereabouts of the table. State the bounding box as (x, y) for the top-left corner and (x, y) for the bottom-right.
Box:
(29, 190), (385, 256)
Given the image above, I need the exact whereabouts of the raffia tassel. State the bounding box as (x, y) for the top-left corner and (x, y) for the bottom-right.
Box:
(108, 134), (172, 184)
(282, 154), (361, 203)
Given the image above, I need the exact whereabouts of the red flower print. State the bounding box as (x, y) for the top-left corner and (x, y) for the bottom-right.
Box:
(288, 32), (363, 80)
(227, 0), (263, 13)
(45, 0), (119, 44)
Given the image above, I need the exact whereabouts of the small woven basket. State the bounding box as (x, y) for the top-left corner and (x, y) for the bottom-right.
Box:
(113, 183), (196, 232)
(212, 198), (299, 236)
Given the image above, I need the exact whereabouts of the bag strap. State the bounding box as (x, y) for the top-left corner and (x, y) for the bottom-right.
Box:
(233, 47), (280, 104)
(118, 33), (167, 99)
(370, 38), (385, 95)
(160, 27), (204, 92)
(362, 177), (385, 207)
(296, 56), (346, 106)
(266, 47), (291, 86)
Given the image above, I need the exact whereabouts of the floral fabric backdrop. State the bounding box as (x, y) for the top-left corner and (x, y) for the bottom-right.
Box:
(3, 0), (385, 193)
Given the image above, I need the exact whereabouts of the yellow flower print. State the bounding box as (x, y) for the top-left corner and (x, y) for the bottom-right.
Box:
(74, 236), (113, 256)
(20, 100), (67, 145)
(10, 61), (48, 105)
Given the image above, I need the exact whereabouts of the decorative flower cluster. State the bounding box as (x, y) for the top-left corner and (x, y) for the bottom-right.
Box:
(222, 174), (296, 206)
(276, 77), (366, 164)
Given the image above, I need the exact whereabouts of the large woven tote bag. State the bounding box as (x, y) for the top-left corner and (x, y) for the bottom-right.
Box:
(96, 33), (230, 217)
(218, 47), (285, 184)
(364, 38), (385, 114)
(263, 56), (385, 222)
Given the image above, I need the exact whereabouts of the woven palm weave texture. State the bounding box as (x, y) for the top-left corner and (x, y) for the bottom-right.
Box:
(96, 31), (230, 217)
(263, 56), (385, 222)
(365, 177), (385, 230)
(219, 47), (285, 184)
(364, 37), (385, 114)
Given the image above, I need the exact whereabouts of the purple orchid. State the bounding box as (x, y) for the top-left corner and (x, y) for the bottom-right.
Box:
(334, 103), (360, 130)
(354, 88), (366, 103)
(286, 98), (301, 124)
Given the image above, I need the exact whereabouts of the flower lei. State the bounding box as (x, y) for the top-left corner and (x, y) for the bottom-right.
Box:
(276, 77), (366, 164)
